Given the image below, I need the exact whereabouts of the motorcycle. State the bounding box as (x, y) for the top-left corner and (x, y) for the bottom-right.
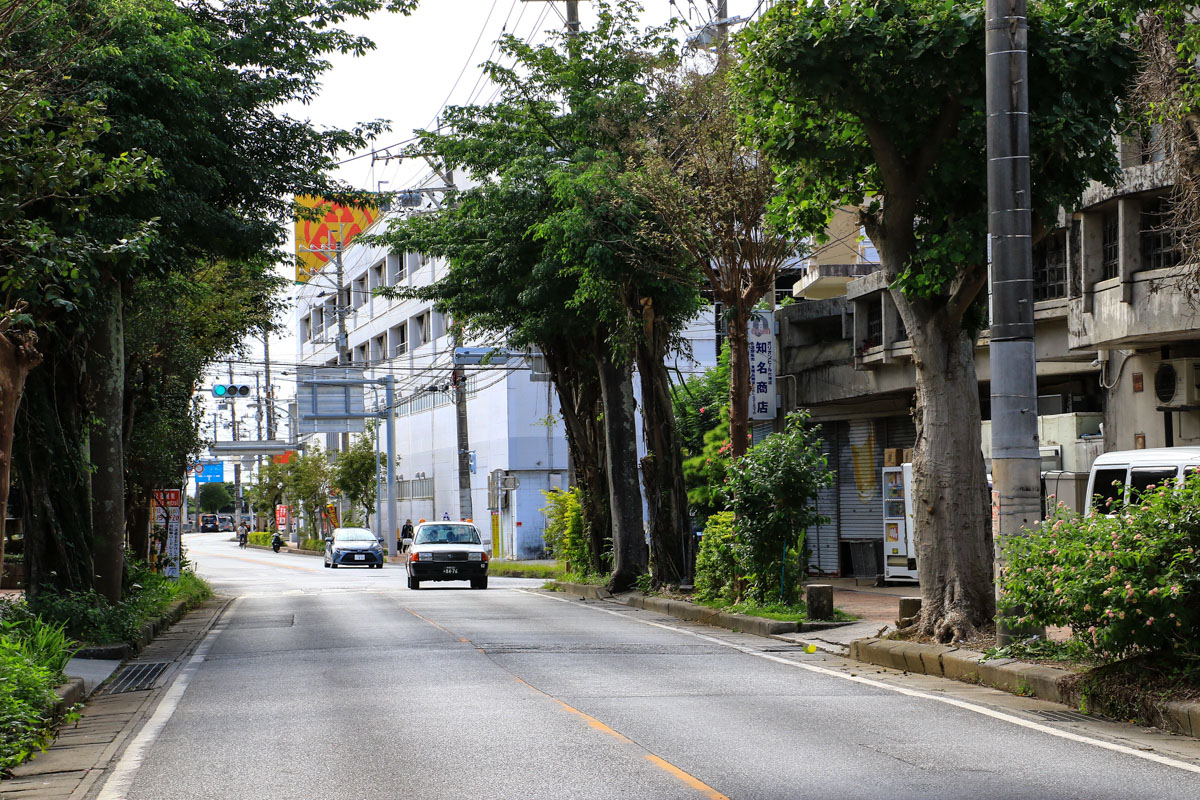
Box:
(271, 531), (285, 553)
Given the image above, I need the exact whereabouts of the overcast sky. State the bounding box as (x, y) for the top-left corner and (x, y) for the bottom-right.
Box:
(211, 0), (766, 442)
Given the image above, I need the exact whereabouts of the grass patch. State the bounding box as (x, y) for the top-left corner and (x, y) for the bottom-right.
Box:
(486, 561), (566, 580)
(981, 636), (1099, 669)
(692, 597), (858, 622)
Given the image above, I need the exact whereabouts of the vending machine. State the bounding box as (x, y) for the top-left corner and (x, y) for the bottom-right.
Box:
(882, 463), (919, 581)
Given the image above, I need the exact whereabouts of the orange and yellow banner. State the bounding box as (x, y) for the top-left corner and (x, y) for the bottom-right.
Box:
(294, 195), (381, 283)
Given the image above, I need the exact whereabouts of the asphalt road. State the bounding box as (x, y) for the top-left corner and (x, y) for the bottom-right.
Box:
(105, 532), (1200, 799)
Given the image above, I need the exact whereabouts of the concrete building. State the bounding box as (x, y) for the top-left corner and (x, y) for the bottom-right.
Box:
(781, 141), (1193, 578)
(294, 200), (717, 558)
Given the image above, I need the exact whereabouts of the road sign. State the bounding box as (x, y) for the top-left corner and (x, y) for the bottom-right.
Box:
(193, 461), (225, 484)
(296, 366), (367, 435)
(152, 489), (182, 579)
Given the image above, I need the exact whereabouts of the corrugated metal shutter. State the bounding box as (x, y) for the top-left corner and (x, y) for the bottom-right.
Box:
(839, 418), (882, 540)
(751, 421), (773, 446)
(807, 425), (839, 575)
(886, 415), (917, 451)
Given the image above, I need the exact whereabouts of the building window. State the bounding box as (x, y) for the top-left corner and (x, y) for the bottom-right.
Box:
(1101, 211), (1119, 280)
(371, 261), (386, 291)
(865, 300), (882, 347)
(1140, 196), (1181, 272)
(300, 316), (311, 342)
(353, 344), (368, 363)
(389, 252), (406, 285)
(412, 310), (431, 347)
(352, 276), (367, 309)
(1033, 230), (1067, 301)
(371, 334), (386, 362)
(391, 324), (408, 357)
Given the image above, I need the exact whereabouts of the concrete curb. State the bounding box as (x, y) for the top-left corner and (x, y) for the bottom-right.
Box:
(246, 543), (325, 556)
(50, 677), (85, 721)
(74, 598), (189, 661)
(848, 636), (1200, 739)
(552, 582), (855, 637)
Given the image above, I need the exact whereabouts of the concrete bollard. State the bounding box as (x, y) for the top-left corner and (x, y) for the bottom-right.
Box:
(898, 596), (923, 626)
(805, 584), (834, 620)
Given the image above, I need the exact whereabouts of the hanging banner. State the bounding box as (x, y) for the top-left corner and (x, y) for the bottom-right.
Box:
(748, 310), (776, 421)
(152, 489), (183, 579)
(294, 195), (381, 283)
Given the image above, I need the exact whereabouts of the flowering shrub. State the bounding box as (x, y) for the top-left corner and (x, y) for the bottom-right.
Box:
(724, 411), (832, 604)
(999, 474), (1200, 660)
(694, 512), (737, 601)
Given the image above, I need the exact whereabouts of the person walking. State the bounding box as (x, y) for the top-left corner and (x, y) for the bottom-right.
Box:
(399, 519), (414, 553)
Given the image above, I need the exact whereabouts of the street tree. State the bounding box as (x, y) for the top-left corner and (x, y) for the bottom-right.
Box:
(630, 64), (799, 459)
(0, 0), (156, 582)
(333, 425), (384, 526)
(197, 482), (233, 514)
(739, 0), (1133, 640)
(376, 1), (699, 589)
(245, 461), (288, 531)
(284, 448), (332, 538)
(12, 0), (416, 601)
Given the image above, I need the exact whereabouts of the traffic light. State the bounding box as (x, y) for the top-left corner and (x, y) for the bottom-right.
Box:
(211, 384), (251, 398)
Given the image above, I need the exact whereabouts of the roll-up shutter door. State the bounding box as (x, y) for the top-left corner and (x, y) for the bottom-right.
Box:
(807, 426), (839, 575)
(751, 421), (773, 447)
(839, 418), (882, 540)
(886, 415), (917, 451)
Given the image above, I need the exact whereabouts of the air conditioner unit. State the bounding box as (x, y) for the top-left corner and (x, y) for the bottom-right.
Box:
(1154, 359), (1200, 408)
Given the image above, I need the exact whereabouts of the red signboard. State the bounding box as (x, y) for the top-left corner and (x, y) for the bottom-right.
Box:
(153, 489), (181, 507)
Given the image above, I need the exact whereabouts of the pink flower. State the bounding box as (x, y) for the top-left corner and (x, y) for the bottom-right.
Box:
(1147, 617), (1155, 626)
(1084, 604), (1092, 611)
(1118, 611), (1126, 619)
(1148, 588), (1159, 596)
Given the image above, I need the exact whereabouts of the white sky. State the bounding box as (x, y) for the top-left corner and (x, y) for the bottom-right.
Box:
(211, 0), (766, 442)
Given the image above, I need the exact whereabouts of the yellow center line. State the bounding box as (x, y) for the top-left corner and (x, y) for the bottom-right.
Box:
(508, 674), (728, 799)
(395, 596), (731, 800)
(644, 755), (731, 800)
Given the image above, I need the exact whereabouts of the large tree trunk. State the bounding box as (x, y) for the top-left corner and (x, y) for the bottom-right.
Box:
(16, 337), (96, 599)
(634, 302), (689, 587)
(0, 328), (42, 580)
(726, 302), (752, 459)
(89, 284), (127, 604)
(546, 346), (610, 575)
(905, 305), (994, 642)
(596, 350), (646, 592)
(127, 483), (151, 562)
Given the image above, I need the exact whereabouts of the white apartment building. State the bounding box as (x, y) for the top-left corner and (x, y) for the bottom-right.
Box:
(294, 206), (718, 558)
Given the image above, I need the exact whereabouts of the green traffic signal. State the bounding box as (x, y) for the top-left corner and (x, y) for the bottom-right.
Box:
(210, 384), (249, 398)
(212, 385), (228, 397)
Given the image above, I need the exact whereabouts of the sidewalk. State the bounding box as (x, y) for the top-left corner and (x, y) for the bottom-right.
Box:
(1, 597), (229, 800)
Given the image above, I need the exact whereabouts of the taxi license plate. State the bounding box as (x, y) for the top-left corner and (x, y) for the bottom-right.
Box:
(354, 554), (365, 561)
(443, 566), (457, 574)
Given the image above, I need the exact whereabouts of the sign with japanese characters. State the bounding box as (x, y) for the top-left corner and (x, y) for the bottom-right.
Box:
(748, 310), (775, 421)
(152, 489), (182, 579)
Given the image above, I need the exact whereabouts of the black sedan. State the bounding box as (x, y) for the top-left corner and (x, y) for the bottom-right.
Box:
(405, 522), (488, 590)
(323, 527), (385, 568)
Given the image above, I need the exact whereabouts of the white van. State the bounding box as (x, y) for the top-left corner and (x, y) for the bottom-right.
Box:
(1085, 447), (1200, 514)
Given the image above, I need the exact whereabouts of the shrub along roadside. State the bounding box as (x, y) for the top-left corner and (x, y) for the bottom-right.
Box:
(30, 559), (213, 647)
(997, 474), (1200, 724)
(0, 608), (80, 772)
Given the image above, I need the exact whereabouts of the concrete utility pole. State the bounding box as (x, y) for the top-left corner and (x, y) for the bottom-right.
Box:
(263, 332), (276, 440)
(986, 0), (1042, 645)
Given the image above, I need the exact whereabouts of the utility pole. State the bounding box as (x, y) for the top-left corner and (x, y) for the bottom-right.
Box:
(986, 0), (1042, 645)
(263, 332), (276, 440)
(566, 0), (579, 34)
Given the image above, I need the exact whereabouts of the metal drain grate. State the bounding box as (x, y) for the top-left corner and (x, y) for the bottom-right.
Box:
(101, 662), (170, 694)
(1027, 709), (1106, 724)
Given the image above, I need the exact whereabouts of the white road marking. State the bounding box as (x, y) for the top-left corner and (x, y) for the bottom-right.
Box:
(95, 598), (241, 800)
(524, 590), (1200, 776)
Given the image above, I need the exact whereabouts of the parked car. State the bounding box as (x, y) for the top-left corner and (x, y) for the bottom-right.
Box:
(199, 514), (219, 533)
(405, 521), (489, 590)
(1086, 446), (1200, 514)
(218, 514), (235, 532)
(323, 527), (385, 569)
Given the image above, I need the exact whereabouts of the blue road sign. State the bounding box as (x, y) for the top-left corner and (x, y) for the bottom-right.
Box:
(193, 461), (225, 484)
